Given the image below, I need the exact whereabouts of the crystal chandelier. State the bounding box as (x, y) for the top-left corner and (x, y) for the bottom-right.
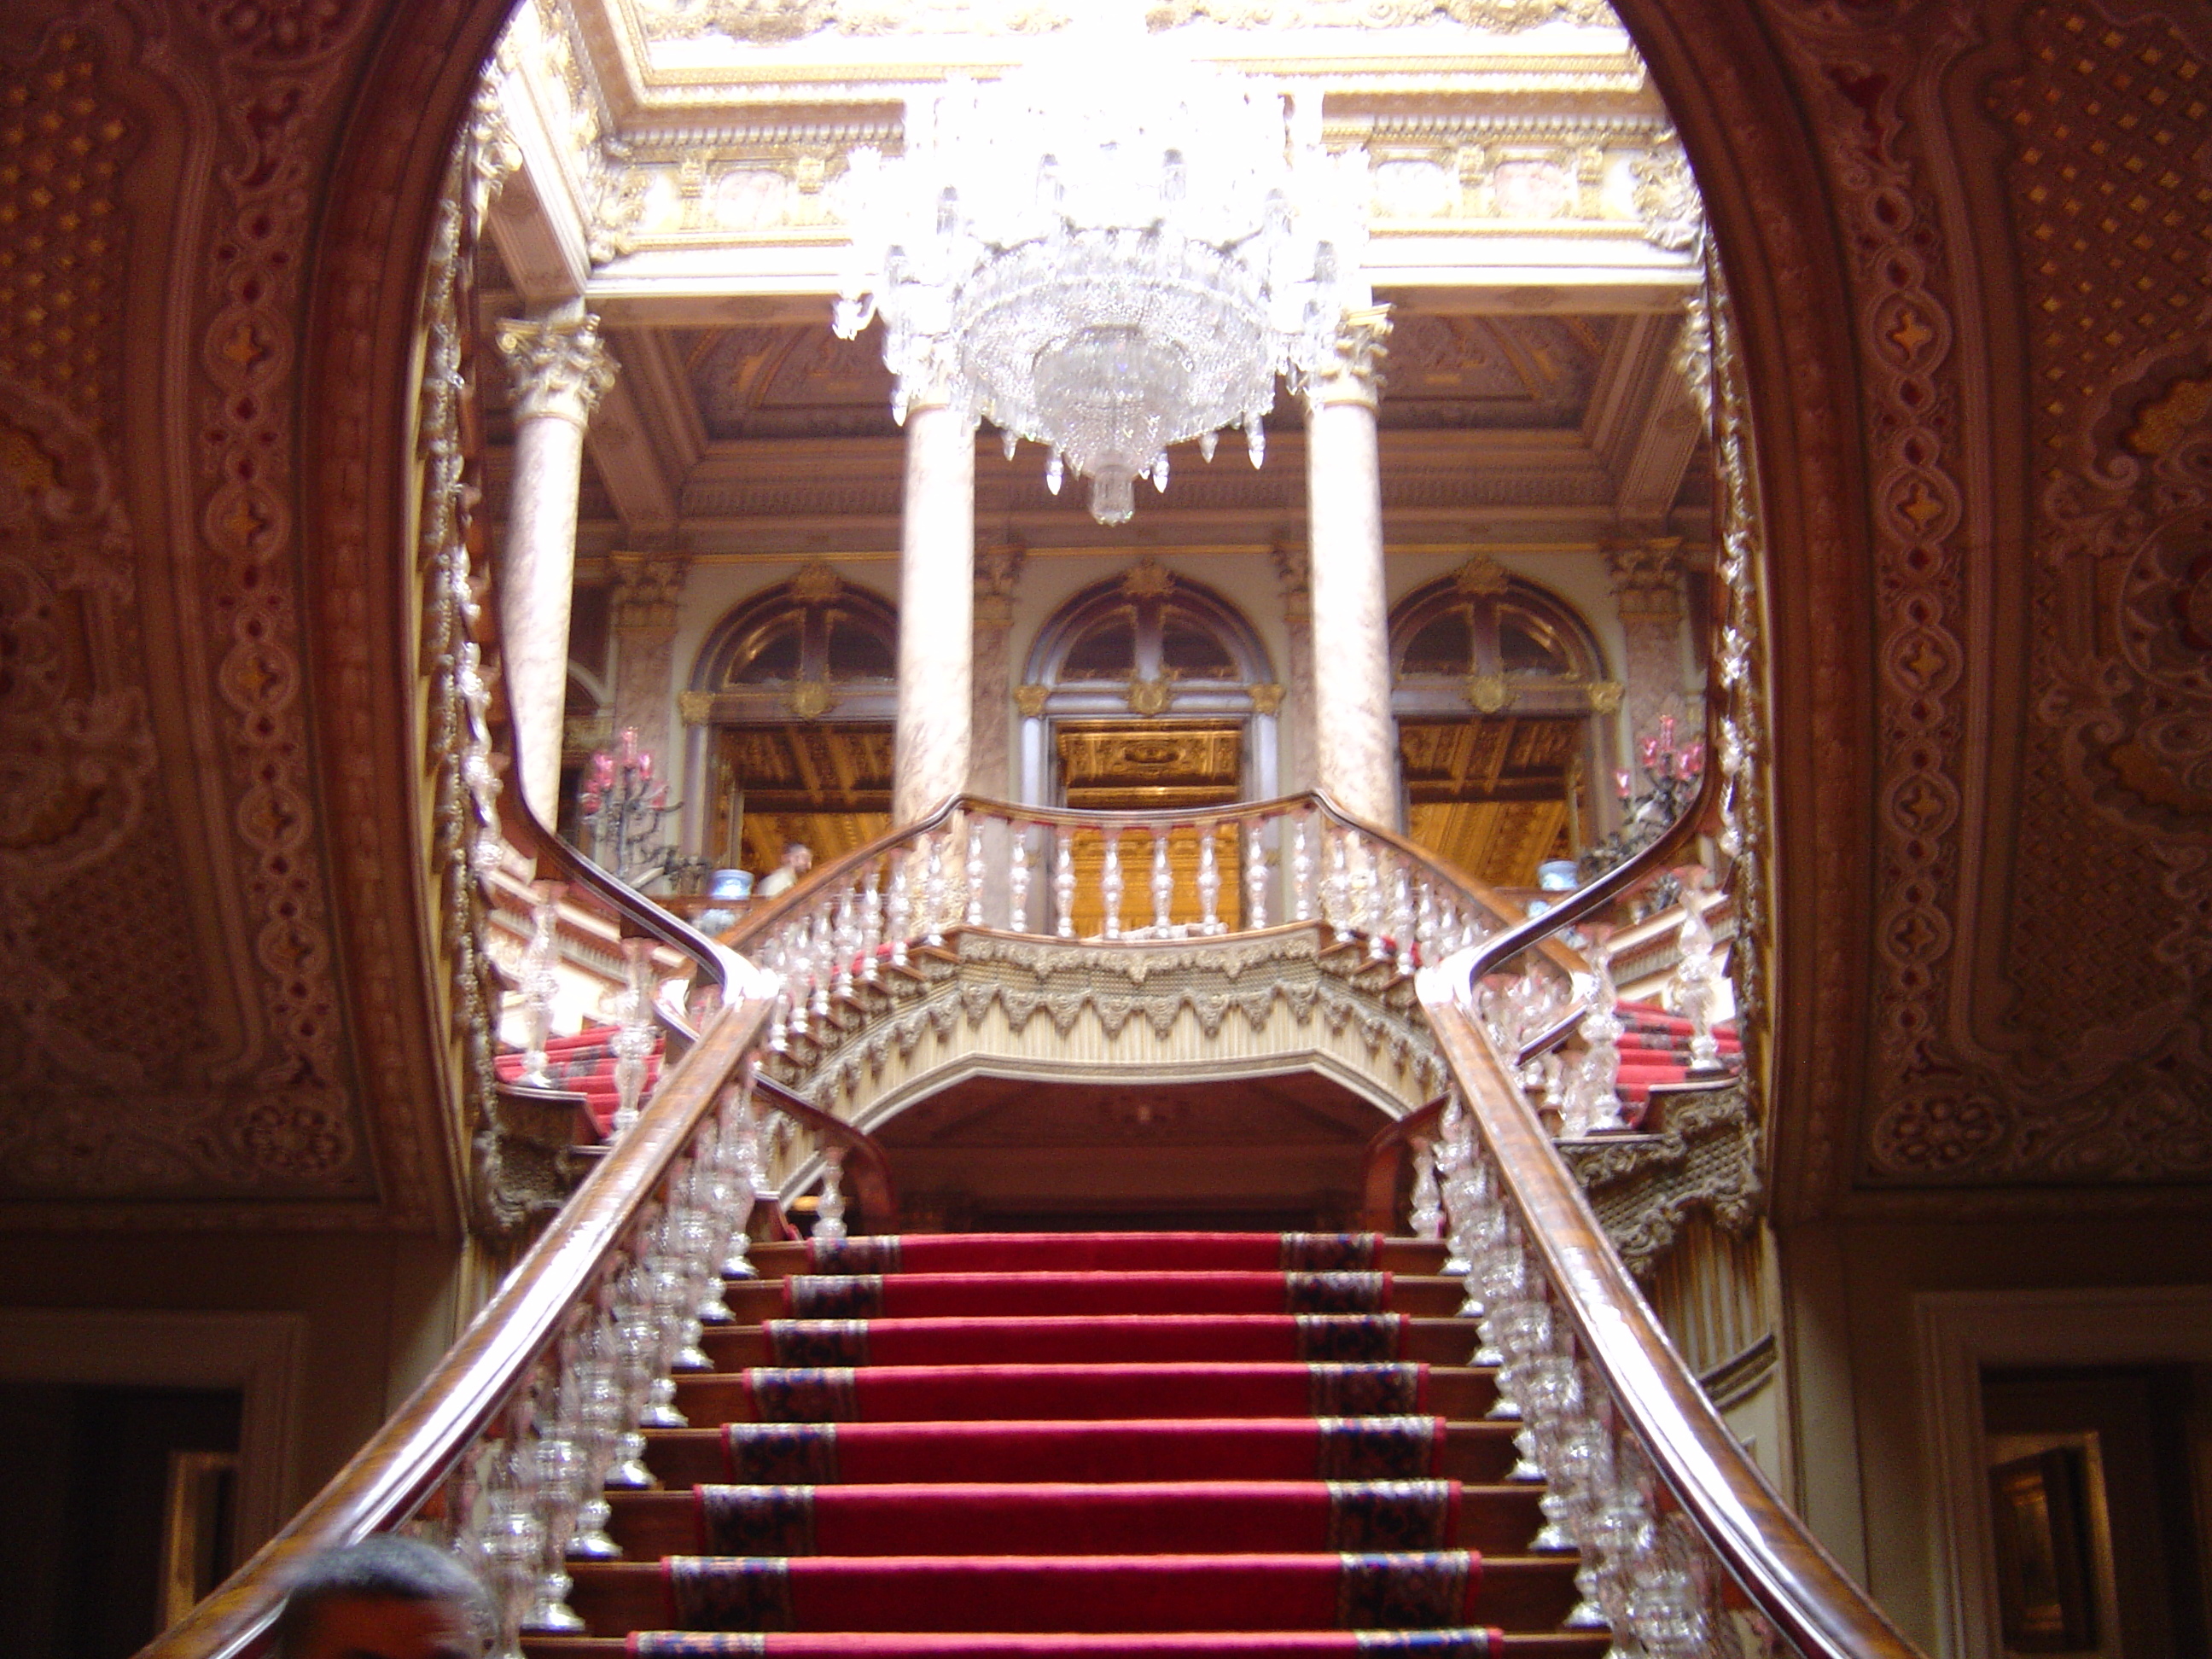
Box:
(833, 20), (1370, 526)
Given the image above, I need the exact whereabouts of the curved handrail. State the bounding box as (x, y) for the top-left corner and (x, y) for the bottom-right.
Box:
(1401, 753), (1920, 1658)
(140, 991), (775, 1659)
(754, 1071), (899, 1230)
(1416, 984), (1916, 1659)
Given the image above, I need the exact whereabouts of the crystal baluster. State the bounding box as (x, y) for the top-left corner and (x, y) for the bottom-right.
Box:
(764, 933), (791, 1054)
(1101, 830), (1124, 940)
(887, 851), (911, 968)
(923, 830), (947, 948)
(783, 923), (812, 1042)
(1393, 864), (1417, 973)
(859, 868), (883, 983)
(966, 818), (987, 928)
(719, 1085), (762, 1278)
(1407, 1136), (1444, 1239)
(1326, 829), (1353, 943)
(1673, 875), (1725, 1072)
(1197, 824), (1221, 934)
(833, 888), (858, 998)
(518, 881), (564, 1086)
(1055, 828), (1077, 938)
(1009, 823), (1030, 934)
(1245, 818), (1266, 929)
(1579, 928), (1627, 1132)
(481, 1450), (544, 1659)
(641, 1228), (694, 1424)
(1366, 843), (1390, 961)
(1291, 812), (1314, 922)
(1436, 1100), (1473, 1274)
(813, 1145), (847, 1241)
(521, 1348), (590, 1632)
(608, 938), (657, 1138)
(1413, 881), (1436, 971)
(808, 905), (834, 1021)
(1150, 825), (1173, 934)
(597, 1278), (655, 1491)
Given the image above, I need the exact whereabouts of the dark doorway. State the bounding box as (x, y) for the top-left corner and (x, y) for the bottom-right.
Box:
(0, 1382), (243, 1659)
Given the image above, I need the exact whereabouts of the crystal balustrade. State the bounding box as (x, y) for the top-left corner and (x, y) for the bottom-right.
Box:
(146, 774), (1922, 1659)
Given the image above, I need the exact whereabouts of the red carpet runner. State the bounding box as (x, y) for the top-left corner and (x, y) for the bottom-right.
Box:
(539, 1233), (1602, 1659)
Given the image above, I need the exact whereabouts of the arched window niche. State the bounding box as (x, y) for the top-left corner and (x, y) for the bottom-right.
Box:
(1016, 559), (1282, 811)
(1388, 558), (1622, 888)
(683, 563), (900, 875)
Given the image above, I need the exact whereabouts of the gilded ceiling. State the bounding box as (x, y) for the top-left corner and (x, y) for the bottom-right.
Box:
(1, 0), (2205, 1227)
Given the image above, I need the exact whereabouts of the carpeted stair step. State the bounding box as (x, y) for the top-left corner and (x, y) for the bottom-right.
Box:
(704, 1313), (1481, 1370)
(566, 1551), (1580, 1635)
(604, 1481), (1547, 1558)
(725, 1276), (1468, 1324)
(644, 1418), (1525, 1488)
(749, 1237), (1449, 1280)
(526, 1634), (1615, 1658)
(678, 1363), (1499, 1425)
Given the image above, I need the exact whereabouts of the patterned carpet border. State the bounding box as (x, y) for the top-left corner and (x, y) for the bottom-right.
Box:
(1307, 1365), (1423, 1417)
(767, 1320), (870, 1367)
(1324, 1481), (1455, 1552)
(1335, 1551), (1473, 1630)
(667, 1557), (795, 1632)
(723, 1423), (840, 1483)
(1314, 1417), (1441, 1481)
(787, 1276), (887, 1319)
(698, 1486), (818, 1556)
(748, 1368), (861, 1423)
(1294, 1315), (1401, 1364)
(1282, 1234), (1380, 1272)
(1285, 1274), (1388, 1314)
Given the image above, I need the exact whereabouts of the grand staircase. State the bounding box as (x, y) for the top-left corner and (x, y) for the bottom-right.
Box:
(535, 1231), (1603, 1659)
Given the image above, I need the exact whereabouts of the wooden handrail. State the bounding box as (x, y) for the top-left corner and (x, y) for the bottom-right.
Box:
(1417, 987), (1917, 1659)
(754, 1072), (899, 1232)
(140, 993), (774, 1659)
(1356, 1093), (1447, 1232)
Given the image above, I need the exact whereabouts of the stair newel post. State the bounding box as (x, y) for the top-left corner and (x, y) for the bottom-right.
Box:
(813, 1144), (848, 1241)
(1196, 822), (1221, 934)
(1150, 824), (1173, 934)
(1244, 817), (1267, 930)
(859, 865), (883, 984)
(718, 1079), (762, 1278)
(1671, 868), (1726, 1073)
(518, 880), (565, 1085)
(833, 886), (858, 999)
(887, 848), (911, 967)
(1406, 1134), (1444, 1238)
(1008, 819), (1031, 934)
(966, 815), (987, 928)
(923, 828), (947, 948)
(608, 937), (658, 1139)
(1054, 826), (1076, 939)
(1101, 829), (1124, 940)
(1290, 811), (1314, 923)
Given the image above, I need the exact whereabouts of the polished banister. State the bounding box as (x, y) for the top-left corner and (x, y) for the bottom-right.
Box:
(139, 991), (774, 1659)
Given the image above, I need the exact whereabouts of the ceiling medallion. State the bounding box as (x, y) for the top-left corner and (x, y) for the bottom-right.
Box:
(834, 9), (1370, 526)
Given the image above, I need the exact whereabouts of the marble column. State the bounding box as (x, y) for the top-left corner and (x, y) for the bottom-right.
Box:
(608, 548), (690, 782)
(969, 540), (1025, 799)
(893, 394), (976, 824)
(1606, 538), (1688, 755)
(496, 309), (617, 825)
(1302, 310), (1399, 828)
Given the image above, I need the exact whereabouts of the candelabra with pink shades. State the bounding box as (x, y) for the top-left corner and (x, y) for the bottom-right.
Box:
(1580, 713), (1705, 884)
(579, 726), (701, 890)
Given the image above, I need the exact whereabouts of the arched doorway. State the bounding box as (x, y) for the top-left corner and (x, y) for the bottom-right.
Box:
(684, 565), (899, 877)
(1389, 560), (1618, 887)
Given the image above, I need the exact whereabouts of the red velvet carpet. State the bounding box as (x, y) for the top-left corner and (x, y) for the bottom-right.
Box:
(547, 1231), (1593, 1659)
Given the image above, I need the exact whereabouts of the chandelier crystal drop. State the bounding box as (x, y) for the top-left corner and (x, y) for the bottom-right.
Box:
(833, 18), (1369, 525)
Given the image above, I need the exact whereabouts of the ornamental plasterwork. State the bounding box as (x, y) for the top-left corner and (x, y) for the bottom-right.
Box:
(635, 0), (1073, 42)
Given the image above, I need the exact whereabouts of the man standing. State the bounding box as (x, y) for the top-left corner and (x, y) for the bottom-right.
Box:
(756, 839), (814, 899)
(272, 1535), (490, 1659)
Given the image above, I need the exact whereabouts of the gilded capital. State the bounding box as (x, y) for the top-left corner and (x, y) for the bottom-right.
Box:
(1605, 538), (1685, 624)
(611, 550), (690, 632)
(1304, 306), (1393, 410)
(497, 313), (618, 426)
(1013, 683), (1051, 719)
(1249, 682), (1285, 716)
(976, 541), (1026, 629)
(677, 690), (716, 726)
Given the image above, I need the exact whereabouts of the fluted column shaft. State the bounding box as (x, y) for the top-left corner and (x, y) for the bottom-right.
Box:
(893, 397), (976, 824)
(1303, 311), (1398, 828)
(497, 311), (615, 825)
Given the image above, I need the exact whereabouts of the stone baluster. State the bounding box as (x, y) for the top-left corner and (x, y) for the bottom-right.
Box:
(1054, 828), (1076, 940)
(1101, 830), (1124, 940)
(1150, 826), (1173, 934)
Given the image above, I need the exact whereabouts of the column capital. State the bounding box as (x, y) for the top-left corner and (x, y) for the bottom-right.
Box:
(1271, 541), (1312, 626)
(1302, 306), (1394, 412)
(1605, 536), (1685, 624)
(610, 549), (690, 632)
(497, 312), (617, 426)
